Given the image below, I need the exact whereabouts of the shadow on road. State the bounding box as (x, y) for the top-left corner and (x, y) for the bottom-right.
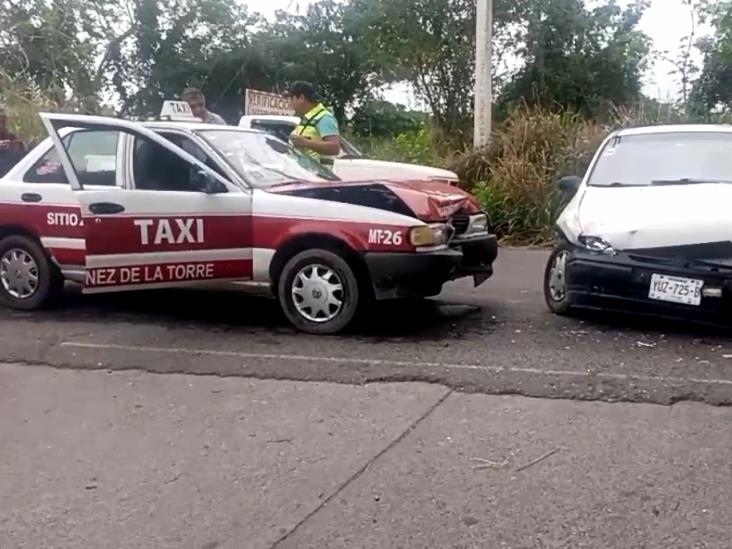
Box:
(2, 284), (729, 342)
(570, 307), (732, 338)
(0, 285), (495, 340)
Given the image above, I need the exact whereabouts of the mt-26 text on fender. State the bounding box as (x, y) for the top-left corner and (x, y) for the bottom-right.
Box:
(0, 108), (497, 334)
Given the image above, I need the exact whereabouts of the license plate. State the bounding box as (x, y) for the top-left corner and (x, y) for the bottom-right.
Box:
(648, 274), (703, 306)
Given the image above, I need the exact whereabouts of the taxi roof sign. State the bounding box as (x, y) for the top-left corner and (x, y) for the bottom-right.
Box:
(159, 100), (199, 121)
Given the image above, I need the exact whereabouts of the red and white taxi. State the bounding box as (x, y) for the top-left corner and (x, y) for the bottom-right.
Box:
(0, 105), (497, 334)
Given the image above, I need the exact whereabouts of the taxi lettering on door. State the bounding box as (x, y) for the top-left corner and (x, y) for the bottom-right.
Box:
(83, 213), (252, 290)
(134, 218), (205, 246)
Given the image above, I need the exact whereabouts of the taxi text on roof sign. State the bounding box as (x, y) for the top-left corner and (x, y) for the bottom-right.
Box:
(160, 101), (199, 121)
(244, 89), (294, 116)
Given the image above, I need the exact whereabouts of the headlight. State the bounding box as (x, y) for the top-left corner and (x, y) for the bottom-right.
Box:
(578, 235), (616, 255)
(466, 214), (489, 235)
(409, 224), (452, 247)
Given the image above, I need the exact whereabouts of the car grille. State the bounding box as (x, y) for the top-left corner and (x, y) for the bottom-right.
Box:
(451, 214), (469, 235)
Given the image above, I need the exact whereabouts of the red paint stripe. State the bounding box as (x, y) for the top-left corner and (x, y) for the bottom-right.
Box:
(0, 203), (420, 255)
(0, 203), (84, 238)
(49, 248), (85, 266)
(85, 259), (252, 288)
(252, 216), (416, 252)
(85, 216), (251, 254)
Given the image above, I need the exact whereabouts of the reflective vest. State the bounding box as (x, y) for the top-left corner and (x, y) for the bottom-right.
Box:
(292, 103), (336, 167)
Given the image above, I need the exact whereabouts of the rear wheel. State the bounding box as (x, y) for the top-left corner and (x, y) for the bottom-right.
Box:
(0, 235), (62, 310)
(544, 243), (573, 315)
(278, 249), (360, 335)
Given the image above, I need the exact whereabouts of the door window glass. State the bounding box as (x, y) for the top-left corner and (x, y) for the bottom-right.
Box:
(132, 134), (223, 191)
(24, 130), (119, 186)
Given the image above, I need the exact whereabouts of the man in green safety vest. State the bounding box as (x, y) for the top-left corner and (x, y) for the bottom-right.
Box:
(284, 81), (341, 167)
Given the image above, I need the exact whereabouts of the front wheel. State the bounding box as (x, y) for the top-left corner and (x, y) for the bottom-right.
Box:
(544, 243), (573, 315)
(278, 249), (360, 335)
(0, 235), (63, 310)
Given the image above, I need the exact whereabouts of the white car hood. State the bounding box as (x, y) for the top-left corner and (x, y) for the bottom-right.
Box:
(335, 158), (458, 182)
(571, 184), (732, 250)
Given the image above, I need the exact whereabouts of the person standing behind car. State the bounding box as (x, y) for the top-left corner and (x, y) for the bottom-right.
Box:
(181, 87), (227, 125)
(284, 81), (341, 167)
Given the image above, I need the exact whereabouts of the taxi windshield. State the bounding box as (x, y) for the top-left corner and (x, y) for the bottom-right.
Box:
(198, 129), (339, 187)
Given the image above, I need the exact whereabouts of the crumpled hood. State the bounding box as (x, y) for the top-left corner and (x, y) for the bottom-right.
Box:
(577, 184), (732, 250)
(268, 179), (480, 222)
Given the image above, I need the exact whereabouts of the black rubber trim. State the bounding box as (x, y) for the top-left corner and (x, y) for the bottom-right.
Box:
(364, 249), (462, 300)
(565, 247), (732, 320)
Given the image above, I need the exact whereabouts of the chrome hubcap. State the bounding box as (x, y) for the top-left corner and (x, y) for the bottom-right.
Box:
(0, 248), (39, 299)
(548, 251), (569, 302)
(292, 264), (344, 323)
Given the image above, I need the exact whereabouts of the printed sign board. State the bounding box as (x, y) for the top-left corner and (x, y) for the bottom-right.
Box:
(244, 89), (294, 116)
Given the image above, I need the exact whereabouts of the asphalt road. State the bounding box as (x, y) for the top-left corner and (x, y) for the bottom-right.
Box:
(1, 248), (731, 406)
(5, 366), (732, 549)
(4, 248), (732, 548)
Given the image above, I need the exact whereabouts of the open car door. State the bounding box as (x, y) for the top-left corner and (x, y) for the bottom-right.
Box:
(40, 113), (253, 293)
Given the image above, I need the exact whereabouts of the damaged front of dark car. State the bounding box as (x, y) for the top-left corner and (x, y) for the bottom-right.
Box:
(544, 125), (732, 323)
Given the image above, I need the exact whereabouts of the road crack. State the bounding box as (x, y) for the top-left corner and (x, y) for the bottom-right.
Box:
(268, 387), (454, 548)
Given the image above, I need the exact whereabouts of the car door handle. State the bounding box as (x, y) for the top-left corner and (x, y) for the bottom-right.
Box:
(89, 202), (125, 214)
(21, 193), (42, 203)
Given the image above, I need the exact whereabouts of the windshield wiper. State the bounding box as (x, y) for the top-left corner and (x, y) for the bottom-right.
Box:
(651, 178), (732, 186)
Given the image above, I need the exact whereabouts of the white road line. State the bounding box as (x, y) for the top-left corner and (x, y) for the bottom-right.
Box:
(59, 341), (732, 387)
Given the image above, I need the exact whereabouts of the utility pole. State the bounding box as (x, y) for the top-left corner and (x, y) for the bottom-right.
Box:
(474, 0), (492, 149)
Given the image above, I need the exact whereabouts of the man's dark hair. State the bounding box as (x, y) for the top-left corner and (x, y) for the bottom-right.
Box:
(285, 81), (318, 102)
(181, 87), (205, 101)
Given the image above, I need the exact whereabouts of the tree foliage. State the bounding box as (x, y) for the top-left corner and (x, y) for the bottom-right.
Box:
(351, 100), (426, 138)
(262, 0), (379, 122)
(499, 0), (650, 117)
(352, 0), (478, 140)
(103, 0), (260, 119)
(0, 0), (718, 138)
(0, 0), (105, 110)
(692, 0), (732, 113)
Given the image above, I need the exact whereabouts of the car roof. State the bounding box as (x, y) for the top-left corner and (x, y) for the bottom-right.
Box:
(615, 124), (732, 137)
(239, 115), (299, 124)
(141, 121), (263, 134)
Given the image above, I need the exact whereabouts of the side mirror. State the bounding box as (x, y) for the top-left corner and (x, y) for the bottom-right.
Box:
(193, 169), (227, 194)
(559, 175), (582, 196)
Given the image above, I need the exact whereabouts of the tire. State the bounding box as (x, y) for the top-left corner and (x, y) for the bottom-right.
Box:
(0, 235), (63, 310)
(277, 248), (360, 335)
(544, 242), (574, 315)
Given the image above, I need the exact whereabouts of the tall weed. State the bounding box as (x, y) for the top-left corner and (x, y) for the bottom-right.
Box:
(453, 105), (605, 244)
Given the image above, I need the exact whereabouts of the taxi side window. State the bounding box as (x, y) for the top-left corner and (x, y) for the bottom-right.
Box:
(24, 130), (119, 186)
(132, 134), (225, 191)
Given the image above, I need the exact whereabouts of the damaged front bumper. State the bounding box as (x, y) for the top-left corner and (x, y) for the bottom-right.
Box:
(565, 245), (732, 321)
(364, 234), (498, 300)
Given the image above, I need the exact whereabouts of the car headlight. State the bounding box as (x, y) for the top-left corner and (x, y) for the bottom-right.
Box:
(409, 224), (452, 247)
(466, 214), (489, 235)
(578, 235), (616, 255)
